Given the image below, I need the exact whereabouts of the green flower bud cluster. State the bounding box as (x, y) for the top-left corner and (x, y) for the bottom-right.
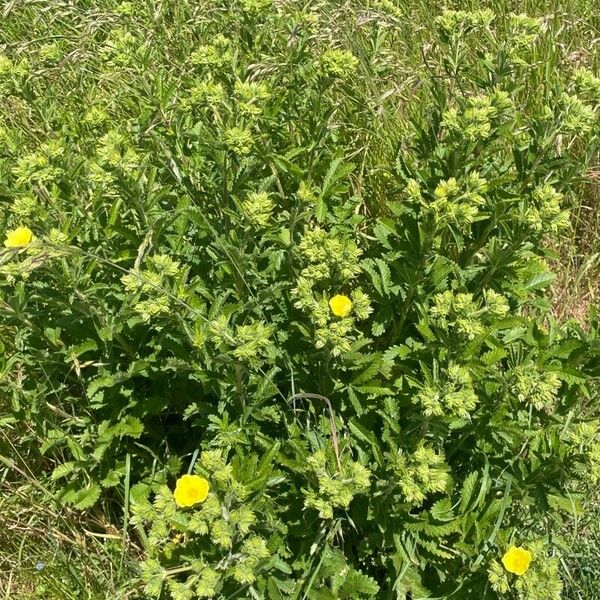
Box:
(566, 421), (600, 484)
(95, 130), (141, 171)
(429, 289), (509, 339)
(121, 254), (181, 323)
(224, 126), (254, 156)
(199, 315), (274, 366)
(510, 364), (561, 412)
(239, 191), (275, 228)
(99, 28), (142, 68)
(297, 227), (363, 283)
(9, 195), (38, 218)
(442, 90), (515, 142)
(558, 93), (597, 135)
(131, 296), (171, 323)
(505, 14), (544, 65)
(240, 0), (273, 14)
(0, 52), (29, 93)
(114, 1), (134, 15)
(83, 105), (109, 127)
(0, 52), (29, 77)
(427, 173), (489, 230)
(524, 184), (569, 233)
(304, 449), (371, 519)
(234, 80), (271, 116)
(185, 79), (226, 109)
(415, 363), (478, 419)
(372, 0), (403, 19)
(232, 320), (274, 366)
(388, 443), (450, 505)
(12, 140), (65, 187)
(571, 68), (600, 105)
(190, 35), (233, 69)
(434, 9), (495, 38)
(317, 49), (359, 79)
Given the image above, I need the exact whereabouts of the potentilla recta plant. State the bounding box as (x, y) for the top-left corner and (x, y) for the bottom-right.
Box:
(0, 2), (599, 599)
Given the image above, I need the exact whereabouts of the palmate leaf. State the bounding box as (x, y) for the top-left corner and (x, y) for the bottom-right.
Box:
(351, 353), (384, 385)
(100, 470), (122, 488)
(266, 577), (290, 600)
(97, 416), (144, 442)
(318, 546), (348, 579)
(39, 428), (67, 454)
(362, 258), (400, 297)
(348, 419), (385, 466)
(405, 519), (461, 537)
(362, 258), (384, 297)
(372, 219), (396, 250)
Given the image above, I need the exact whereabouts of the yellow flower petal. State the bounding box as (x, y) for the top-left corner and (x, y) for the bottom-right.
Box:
(4, 226), (34, 248)
(329, 294), (352, 317)
(173, 474), (210, 508)
(502, 546), (533, 576)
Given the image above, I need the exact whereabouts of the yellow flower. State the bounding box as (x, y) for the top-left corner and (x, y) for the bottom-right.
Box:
(4, 226), (34, 248)
(502, 546), (533, 576)
(329, 294), (352, 317)
(173, 474), (210, 508)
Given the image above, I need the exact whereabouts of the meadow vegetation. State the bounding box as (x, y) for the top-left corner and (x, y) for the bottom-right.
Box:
(1, 1), (599, 598)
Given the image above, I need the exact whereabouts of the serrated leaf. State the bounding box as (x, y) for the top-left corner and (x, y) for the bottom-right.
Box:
(348, 419), (384, 466)
(321, 158), (355, 199)
(523, 271), (555, 291)
(315, 197), (327, 222)
(51, 461), (77, 481)
(338, 569), (379, 598)
(459, 471), (479, 513)
(72, 483), (102, 510)
(351, 354), (383, 385)
(481, 347), (507, 366)
(430, 498), (454, 521)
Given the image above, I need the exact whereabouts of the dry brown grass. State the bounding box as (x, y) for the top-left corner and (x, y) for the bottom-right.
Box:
(551, 172), (600, 324)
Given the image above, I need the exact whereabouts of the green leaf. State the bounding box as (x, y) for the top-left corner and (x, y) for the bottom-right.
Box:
(51, 461), (77, 481)
(338, 569), (379, 598)
(321, 158), (355, 199)
(430, 498), (454, 522)
(72, 483), (102, 510)
(523, 271), (555, 291)
(315, 197), (327, 223)
(348, 419), (384, 466)
(459, 471), (479, 513)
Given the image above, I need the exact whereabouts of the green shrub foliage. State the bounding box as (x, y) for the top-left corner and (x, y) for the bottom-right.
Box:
(1, 2), (599, 599)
